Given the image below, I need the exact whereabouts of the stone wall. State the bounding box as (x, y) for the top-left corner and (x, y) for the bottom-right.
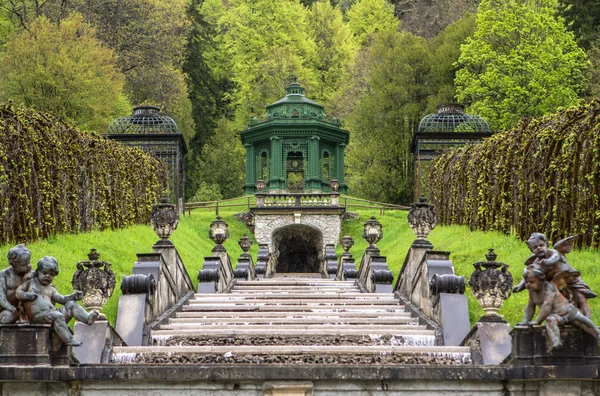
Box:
(254, 214), (342, 249)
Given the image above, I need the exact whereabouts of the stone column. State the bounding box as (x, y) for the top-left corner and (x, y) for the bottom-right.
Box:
(336, 143), (346, 193)
(307, 136), (321, 191)
(269, 136), (283, 191)
(244, 143), (255, 194)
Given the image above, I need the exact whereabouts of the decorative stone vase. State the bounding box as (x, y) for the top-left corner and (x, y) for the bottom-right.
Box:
(71, 249), (116, 319)
(340, 235), (354, 255)
(329, 179), (340, 192)
(238, 234), (252, 255)
(469, 249), (513, 322)
(150, 195), (179, 244)
(407, 197), (437, 240)
(209, 216), (230, 251)
(362, 216), (383, 249)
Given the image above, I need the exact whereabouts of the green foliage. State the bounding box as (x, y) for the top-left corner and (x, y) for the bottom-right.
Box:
(455, 0), (588, 131)
(188, 120), (245, 199)
(429, 100), (600, 248)
(557, 0), (600, 50)
(346, 0), (398, 45)
(307, 0), (358, 108)
(0, 14), (127, 132)
(345, 31), (431, 204)
(201, 0), (317, 130)
(0, 102), (165, 244)
(427, 12), (476, 111)
(190, 182), (223, 202)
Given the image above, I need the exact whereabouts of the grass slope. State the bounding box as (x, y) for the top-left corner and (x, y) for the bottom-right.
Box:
(1, 200), (598, 328)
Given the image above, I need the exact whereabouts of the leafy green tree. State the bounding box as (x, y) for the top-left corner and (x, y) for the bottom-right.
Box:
(188, 119), (245, 199)
(0, 14), (127, 131)
(455, 0), (588, 130)
(307, 0), (358, 107)
(427, 12), (476, 111)
(201, 0), (317, 130)
(345, 30), (432, 204)
(557, 0), (600, 50)
(346, 0), (398, 45)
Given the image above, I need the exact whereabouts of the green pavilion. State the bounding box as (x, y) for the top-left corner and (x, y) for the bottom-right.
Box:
(241, 80), (349, 194)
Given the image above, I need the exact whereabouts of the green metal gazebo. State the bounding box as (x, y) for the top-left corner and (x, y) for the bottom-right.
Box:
(241, 81), (349, 194)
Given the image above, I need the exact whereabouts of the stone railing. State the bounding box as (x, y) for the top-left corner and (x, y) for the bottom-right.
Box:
(256, 192), (340, 208)
(355, 247), (393, 293)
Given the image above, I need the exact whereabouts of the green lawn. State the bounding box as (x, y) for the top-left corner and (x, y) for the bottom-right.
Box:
(2, 201), (599, 328)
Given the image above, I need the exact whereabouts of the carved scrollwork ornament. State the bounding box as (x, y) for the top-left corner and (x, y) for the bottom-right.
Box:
(408, 197), (437, 240)
(469, 249), (513, 322)
(72, 248), (116, 318)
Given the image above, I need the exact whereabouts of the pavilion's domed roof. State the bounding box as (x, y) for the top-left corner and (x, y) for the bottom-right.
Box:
(418, 104), (491, 133)
(107, 105), (179, 134)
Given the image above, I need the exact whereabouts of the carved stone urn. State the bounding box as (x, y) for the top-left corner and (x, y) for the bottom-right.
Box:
(362, 216), (383, 249)
(150, 195), (179, 245)
(71, 249), (116, 319)
(238, 234), (252, 257)
(469, 249), (513, 322)
(407, 197), (437, 240)
(340, 235), (354, 256)
(209, 216), (230, 252)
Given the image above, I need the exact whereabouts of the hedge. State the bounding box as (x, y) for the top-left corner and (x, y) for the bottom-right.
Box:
(429, 101), (600, 248)
(0, 102), (166, 244)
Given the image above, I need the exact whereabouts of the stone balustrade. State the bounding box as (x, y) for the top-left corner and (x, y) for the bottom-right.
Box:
(256, 193), (340, 208)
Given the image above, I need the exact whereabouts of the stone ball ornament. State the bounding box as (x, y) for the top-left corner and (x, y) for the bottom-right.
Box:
(469, 249), (513, 322)
(407, 197), (437, 240)
(362, 216), (383, 249)
(150, 194), (179, 244)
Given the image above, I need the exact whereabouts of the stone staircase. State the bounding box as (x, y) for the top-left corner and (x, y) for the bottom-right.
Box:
(112, 276), (471, 365)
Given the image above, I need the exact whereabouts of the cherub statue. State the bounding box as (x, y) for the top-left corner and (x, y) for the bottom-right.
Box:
(513, 233), (596, 318)
(0, 244), (32, 324)
(519, 265), (600, 350)
(16, 256), (99, 346)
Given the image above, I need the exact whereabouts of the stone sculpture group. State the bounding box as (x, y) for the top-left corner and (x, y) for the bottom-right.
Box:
(0, 244), (98, 346)
(514, 233), (600, 349)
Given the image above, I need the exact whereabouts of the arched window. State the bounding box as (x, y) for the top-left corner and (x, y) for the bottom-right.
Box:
(323, 151), (330, 181)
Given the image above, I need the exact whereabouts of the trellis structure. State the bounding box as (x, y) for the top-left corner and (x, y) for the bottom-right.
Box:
(106, 106), (187, 212)
(241, 80), (349, 194)
(412, 103), (493, 197)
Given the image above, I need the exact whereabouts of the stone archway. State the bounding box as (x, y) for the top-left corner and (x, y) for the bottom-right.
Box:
(272, 225), (323, 273)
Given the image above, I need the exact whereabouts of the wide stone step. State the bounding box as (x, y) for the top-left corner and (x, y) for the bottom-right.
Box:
(185, 299), (400, 305)
(182, 304), (407, 312)
(191, 293), (396, 300)
(159, 324), (424, 332)
(235, 281), (356, 287)
(151, 327), (432, 337)
(114, 345), (468, 356)
(168, 317), (416, 325)
(148, 333), (434, 347)
(229, 289), (361, 293)
(175, 311), (411, 318)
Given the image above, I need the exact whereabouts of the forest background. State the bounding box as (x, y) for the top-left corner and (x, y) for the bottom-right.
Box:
(0, 0), (598, 205)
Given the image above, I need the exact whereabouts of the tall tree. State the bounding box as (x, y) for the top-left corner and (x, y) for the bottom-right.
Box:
(201, 0), (317, 130)
(557, 0), (600, 50)
(0, 14), (127, 131)
(427, 12), (476, 111)
(345, 30), (432, 204)
(455, 0), (588, 130)
(307, 0), (358, 107)
(346, 0), (398, 45)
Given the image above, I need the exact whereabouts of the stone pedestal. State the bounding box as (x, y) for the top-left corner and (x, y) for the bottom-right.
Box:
(73, 320), (125, 364)
(508, 325), (600, 365)
(461, 321), (511, 365)
(0, 324), (71, 366)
